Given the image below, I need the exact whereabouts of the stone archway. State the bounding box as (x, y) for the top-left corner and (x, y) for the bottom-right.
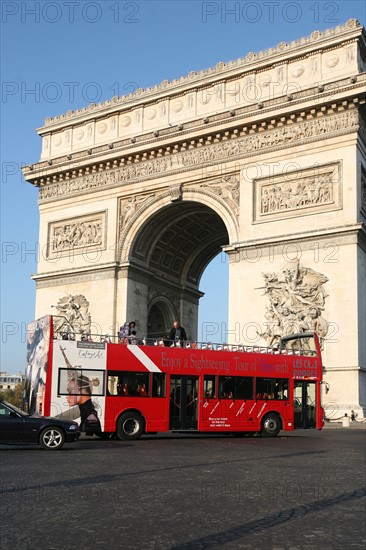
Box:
(147, 300), (175, 339)
(122, 199), (230, 340)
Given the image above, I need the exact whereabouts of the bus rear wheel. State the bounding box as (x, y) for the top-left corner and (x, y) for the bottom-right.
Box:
(261, 413), (281, 437)
(117, 412), (145, 440)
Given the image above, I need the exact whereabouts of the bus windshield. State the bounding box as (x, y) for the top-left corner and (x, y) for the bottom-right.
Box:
(279, 332), (317, 356)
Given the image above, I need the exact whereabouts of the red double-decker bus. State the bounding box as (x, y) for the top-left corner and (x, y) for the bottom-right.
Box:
(24, 315), (326, 439)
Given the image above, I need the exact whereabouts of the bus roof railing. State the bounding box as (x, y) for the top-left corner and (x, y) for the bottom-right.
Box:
(52, 327), (318, 357)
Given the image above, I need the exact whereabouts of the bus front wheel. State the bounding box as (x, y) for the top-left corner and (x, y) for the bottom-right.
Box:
(261, 413), (281, 437)
(117, 412), (145, 440)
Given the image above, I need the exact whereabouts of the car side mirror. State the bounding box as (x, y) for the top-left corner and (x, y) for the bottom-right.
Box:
(9, 411), (18, 418)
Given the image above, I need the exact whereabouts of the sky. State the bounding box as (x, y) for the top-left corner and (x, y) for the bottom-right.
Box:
(1, 0), (365, 374)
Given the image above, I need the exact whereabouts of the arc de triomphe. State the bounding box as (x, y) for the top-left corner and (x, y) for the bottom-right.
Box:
(23, 20), (366, 417)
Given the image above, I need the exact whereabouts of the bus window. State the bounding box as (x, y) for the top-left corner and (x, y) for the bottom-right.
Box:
(219, 376), (235, 399)
(256, 378), (289, 400)
(203, 376), (216, 398)
(235, 377), (254, 399)
(108, 371), (149, 397)
(152, 373), (166, 397)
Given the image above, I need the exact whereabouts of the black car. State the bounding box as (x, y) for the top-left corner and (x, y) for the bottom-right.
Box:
(0, 401), (80, 450)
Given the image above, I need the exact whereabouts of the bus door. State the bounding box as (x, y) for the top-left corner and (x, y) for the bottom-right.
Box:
(294, 381), (316, 428)
(169, 376), (198, 430)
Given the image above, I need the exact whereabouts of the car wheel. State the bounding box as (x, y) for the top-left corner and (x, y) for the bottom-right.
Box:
(261, 413), (281, 437)
(40, 427), (65, 450)
(117, 412), (145, 440)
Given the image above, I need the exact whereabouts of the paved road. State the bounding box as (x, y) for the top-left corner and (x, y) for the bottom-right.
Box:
(1, 429), (365, 550)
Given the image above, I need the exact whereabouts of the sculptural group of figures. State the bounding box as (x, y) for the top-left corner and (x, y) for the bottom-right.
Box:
(261, 176), (333, 215)
(258, 260), (329, 349)
(53, 295), (91, 337)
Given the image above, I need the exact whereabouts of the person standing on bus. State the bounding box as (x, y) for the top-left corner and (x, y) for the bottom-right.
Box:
(168, 320), (187, 346)
(127, 321), (138, 344)
(119, 321), (137, 343)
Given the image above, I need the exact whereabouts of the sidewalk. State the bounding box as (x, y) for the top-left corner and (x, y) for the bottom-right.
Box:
(323, 421), (366, 429)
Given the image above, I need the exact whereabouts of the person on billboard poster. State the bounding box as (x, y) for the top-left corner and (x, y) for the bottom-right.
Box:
(59, 345), (102, 436)
(25, 323), (48, 416)
(66, 373), (102, 436)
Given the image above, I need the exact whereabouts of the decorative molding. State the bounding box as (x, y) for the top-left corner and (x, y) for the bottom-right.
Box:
(41, 19), (361, 128)
(253, 162), (342, 223)
(169, 184), (182, 201)
(38, 107), (359, 203)
(47, 211), (106, 257)
(258, 260), (329, 349)
(361, 164), (366, 216)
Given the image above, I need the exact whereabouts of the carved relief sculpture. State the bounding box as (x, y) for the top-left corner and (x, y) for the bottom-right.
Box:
(119, 194), (154, 235)
(200, 174), (240, 216)
(255, 162), (341, 222)
(258, 260), (329, 349)
(53, 294), (91, 337)
(49, 213), (105, 256)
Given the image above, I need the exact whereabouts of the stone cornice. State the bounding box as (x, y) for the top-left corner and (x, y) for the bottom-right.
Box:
(223, 223), (365, 252)
(31, 101), (362, 203)
(32, 262), (120, 282)
(38, 19), (363, 131)
(24, 74), (366, 181)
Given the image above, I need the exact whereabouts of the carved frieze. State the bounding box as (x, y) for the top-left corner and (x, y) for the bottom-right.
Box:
(258, 260), (329, 349)
(48, 211), (106, 257)
(38, 109), (359, 202)
(254, 162), (342, 223)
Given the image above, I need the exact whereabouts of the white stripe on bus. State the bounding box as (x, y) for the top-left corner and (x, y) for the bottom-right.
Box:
(127, 345), (162, 372)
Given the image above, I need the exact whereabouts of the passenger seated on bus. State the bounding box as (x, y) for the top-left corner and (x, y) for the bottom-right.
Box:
(191, 342), (198, 349)
(136, 384), (147, 396)
(117, 383), (129, 396)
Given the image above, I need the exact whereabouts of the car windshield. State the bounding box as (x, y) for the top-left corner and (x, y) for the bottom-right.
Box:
(3, 402), (29, 416)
